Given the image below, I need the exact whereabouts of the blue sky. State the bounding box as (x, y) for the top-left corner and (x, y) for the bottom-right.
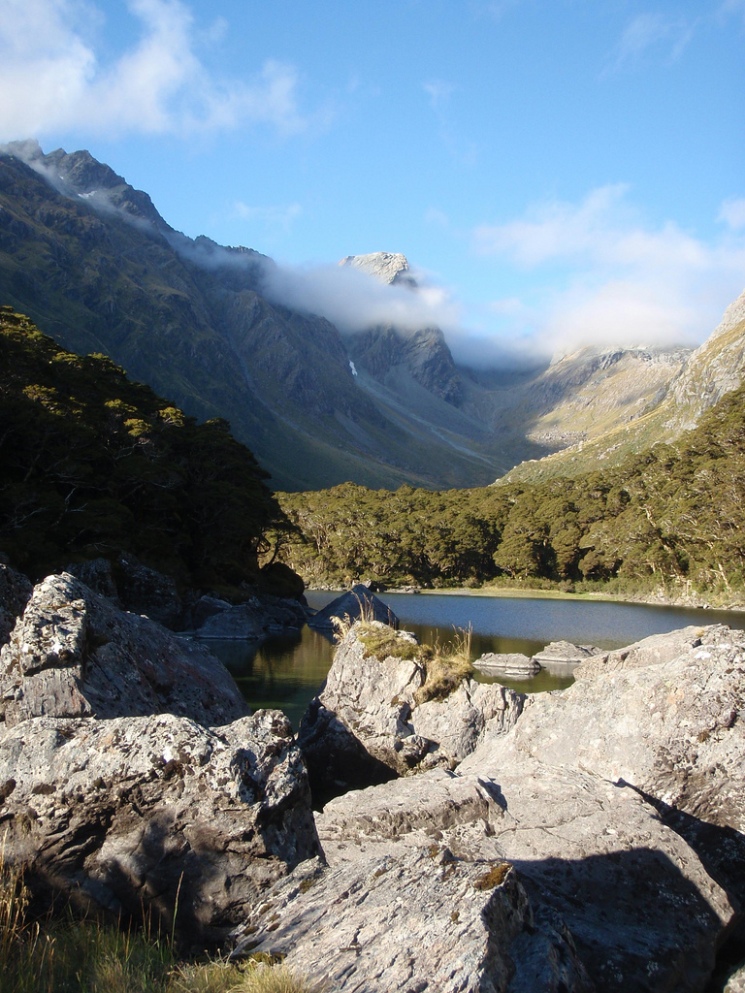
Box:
(1, 0), (743, 365)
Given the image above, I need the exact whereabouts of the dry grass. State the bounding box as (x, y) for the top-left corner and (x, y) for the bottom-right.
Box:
(347, 618), (474, 705)
(355, 622), (424, 663)
(0, 846), (317, 993)
(414, 626), (474, 704)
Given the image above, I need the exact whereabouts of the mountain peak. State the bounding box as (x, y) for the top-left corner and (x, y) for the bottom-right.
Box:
(1, 141), (169, 232)
(339, 252), (416, 288)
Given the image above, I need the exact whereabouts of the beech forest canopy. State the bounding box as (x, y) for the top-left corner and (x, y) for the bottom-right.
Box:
(0, 308), (291, 590)
(277, 383), (745, 602)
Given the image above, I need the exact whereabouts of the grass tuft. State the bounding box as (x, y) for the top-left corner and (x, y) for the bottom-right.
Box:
(414, 626), (474, 704)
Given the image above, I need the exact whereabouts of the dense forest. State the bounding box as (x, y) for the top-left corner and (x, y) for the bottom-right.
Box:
(4, 306), (744, 606)
(277, 382), (745, 603)
(0, 308), (294, 592)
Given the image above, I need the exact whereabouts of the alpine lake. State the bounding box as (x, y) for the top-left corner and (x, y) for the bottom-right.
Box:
(205, 590), (745, 729)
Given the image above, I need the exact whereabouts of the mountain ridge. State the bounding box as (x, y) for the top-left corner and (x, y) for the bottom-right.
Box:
(1, 141), (739, 491)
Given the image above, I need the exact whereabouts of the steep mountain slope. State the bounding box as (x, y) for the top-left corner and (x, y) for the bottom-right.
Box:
(0, 141), (706, 491)
(500, 290), (745, 485)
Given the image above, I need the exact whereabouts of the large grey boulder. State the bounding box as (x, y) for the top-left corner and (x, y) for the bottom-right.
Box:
(309, 762), (733, 993)
(484, 624), (745, 833)
(188, 592), (306, 639)
(0, 572), (247, 729)
(299, 621), (524, 800)
(254, 622), (745, 992)
(233, 844), (594, 993)
(0, 709), (321, 946)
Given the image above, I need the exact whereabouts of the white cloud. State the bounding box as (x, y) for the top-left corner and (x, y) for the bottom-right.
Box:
(261, 259), (462, 337)
(720, 0), (745, 26)
(0, 0), (314, 139)
(606, 13), (695, 73)
(423, 79), (455, 113)
(719, 197), (745, 231)
(473, 186), (745, 355)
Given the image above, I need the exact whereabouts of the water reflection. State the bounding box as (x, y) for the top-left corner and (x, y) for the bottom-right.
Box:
(207, 627), (334, 729)
(205, 591), (745, 729)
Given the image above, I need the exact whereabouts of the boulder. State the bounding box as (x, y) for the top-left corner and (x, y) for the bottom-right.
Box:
(264, 622), (745, 992)
(0, 562), (32, 647)
(307, 583), (398, 632)
(0, 709), (321, 946)
(531, 640), (604, 668)
(0, 572), (247, 729)
(725, 963), (745, 993)
(458, 622), (745, 988)
(474, 651), (541, 677)
(310, 762), (734, 993)
(298, 621), (524, 800)
(486, 624), (745, 836)
(188, 593), (306, 639)
(232, 845), (594, 993)
(113, 554), (184, 628)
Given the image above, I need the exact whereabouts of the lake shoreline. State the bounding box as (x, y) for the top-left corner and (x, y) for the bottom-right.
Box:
(307, 584), (745, 614)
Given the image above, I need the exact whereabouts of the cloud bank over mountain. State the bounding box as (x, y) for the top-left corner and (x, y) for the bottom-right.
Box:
(473, 185), (745, 358)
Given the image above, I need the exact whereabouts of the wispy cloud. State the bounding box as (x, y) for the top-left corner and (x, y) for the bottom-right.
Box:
(720, 0), (745, 26)
(719, 197), (745, 231)
(233, 201), (303, 238)
(423, 79), (455, 113)
(422, 78), (477, 166)
(473, 186), (745, 354)
(0, 0), (317, 140)
(605, 12), (696, 73)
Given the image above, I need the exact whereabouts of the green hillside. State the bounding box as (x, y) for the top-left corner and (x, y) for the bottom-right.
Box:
(277, 379), (745, 604)
(0, 308), (291, 590)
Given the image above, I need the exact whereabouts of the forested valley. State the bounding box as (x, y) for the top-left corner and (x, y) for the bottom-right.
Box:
(3, 305), (745, 607)
(276, 382), (745, 604)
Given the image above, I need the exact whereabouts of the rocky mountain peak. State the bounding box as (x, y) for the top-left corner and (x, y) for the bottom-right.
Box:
(2, 140), (168, 232)
(339, 251), (417, 288)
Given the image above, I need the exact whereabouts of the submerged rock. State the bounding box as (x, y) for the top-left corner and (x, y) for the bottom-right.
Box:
(474, 651), (541, 677)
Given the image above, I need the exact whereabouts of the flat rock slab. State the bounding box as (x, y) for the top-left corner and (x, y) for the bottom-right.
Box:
(233, 846), (593, 993)
(474, 652), (540, 676)
(531, 641), (603, 666)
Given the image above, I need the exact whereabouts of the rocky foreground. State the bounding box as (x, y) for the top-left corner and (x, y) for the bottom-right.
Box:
(0, 566), (744, 991)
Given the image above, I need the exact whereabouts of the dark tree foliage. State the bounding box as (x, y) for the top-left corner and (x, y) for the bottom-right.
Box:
(0, 308), (291, 587)
(277, 384), (745, 601)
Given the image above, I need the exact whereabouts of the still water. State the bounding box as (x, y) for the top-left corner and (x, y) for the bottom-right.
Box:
(207, 591), (745, 728)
